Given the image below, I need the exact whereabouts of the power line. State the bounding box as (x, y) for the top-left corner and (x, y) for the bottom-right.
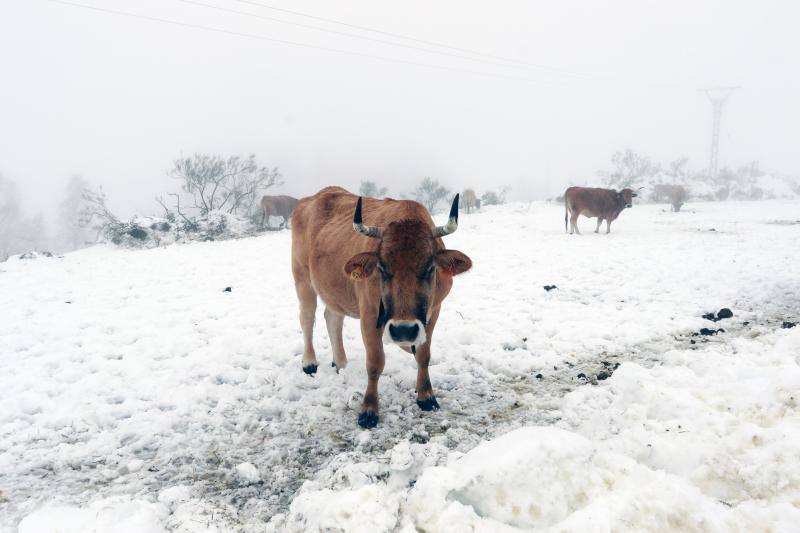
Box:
(49, 0), (564, 86)
(229, 0), (597, 79)
(172, 0), (587, 79)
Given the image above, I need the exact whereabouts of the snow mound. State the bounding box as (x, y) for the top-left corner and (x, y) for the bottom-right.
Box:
(18, 497), (168, 533)
(405, 427), (720, 532)
(235, 462), (261, 483)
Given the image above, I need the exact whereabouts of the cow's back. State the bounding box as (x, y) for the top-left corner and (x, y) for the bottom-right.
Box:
(262, 195), (298, 218)
(565, 186), (615, 217)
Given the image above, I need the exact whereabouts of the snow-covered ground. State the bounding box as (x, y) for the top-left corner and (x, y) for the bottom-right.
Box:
(1, 200), (799, 532)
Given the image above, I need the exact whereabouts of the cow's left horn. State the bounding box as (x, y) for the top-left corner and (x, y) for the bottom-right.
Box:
(353, 197), (383, 238)
(433, 194), (459, 238)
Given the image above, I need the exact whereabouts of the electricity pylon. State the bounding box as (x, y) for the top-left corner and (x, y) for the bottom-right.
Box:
(700, 86), (739, 180)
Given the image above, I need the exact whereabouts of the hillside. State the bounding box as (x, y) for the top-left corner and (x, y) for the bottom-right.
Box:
(2, 201), (799, 532)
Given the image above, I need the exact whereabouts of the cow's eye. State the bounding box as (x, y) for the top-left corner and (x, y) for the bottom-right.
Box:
(423, 264), (435, 280)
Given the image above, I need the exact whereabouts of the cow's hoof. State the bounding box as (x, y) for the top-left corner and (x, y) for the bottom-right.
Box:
(357, 411), (379, 428)
(302, 363), (318, 375)
(416, 396), (440, 411)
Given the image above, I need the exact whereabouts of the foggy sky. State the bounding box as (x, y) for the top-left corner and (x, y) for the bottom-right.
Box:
(1, 0), (799, 221)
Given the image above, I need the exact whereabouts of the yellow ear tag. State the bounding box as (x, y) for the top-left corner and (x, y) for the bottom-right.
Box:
(350, 270), (362, 281)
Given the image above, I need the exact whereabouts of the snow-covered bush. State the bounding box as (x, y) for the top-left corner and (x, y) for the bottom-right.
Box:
(598, 151), (799, 203)
(481, 186), (511, 206)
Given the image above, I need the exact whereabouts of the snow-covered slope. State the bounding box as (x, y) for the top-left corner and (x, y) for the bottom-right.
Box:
(2, 200), (799, 532)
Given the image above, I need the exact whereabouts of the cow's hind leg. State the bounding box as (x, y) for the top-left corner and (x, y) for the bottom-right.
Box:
(415, 306), (441, 411)
(570, 213), (581, 235)
(606, 219), (612, 234)
(292, 264), (319, 375)
(595, 218), (602, 233)
(324, 307), (348, 370)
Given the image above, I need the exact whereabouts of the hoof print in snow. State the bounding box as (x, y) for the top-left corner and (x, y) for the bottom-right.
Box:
(698, 327), (724, 336)
(535, 373), (543, 379)
(543, 285), (558, 291)
(783, 321), (797, 329)
(416, 397), (440, 411)
(357, 411), (379, 428)
(302, 364), (318, 375)
(596, 371), (610, 381)
(222, 286), (232, 292)
(577, 372), (587, 380)
(702, 312), (717, 321)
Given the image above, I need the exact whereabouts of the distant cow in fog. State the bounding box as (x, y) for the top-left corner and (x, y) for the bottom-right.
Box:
(261, 195), (298, 228)
(461, 189), (480, 213)
(652, 184), (688, 212)
(564, 186), (638, 235)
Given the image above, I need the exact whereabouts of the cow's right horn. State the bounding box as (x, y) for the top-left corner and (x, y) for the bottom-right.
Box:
(433, 194), (459, 237)
(353, 197), (383, 238)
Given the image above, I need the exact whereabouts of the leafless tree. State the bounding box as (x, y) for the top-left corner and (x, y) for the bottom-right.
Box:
(79, 185), (122, 241)
(599, 149), (660, 188)
(666, 157), (689, 184)
(169, 154), (282, 216)
(58, 175), (91, 250)
(413, 177), (450, 213)
(359, 180), (388, 198)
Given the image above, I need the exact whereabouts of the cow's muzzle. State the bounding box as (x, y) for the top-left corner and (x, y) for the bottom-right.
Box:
(626, 203), (632, 208)
(384, 319), (427, 347)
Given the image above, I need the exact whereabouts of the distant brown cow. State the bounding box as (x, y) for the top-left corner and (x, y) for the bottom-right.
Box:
(461, 189), (478, 213)
(564, 186), (638, 235)
(261, 195), (298, 228)
(291, 187), (471, 428)
(652, 184), (688, 212)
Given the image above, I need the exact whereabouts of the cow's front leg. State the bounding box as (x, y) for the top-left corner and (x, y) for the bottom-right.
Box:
(606, 219), (612, 234)
(415, 306), (440, 411)
(358, 320), (385, 428)
(595, 218), (602, 233)
(292, 263), (319, 374)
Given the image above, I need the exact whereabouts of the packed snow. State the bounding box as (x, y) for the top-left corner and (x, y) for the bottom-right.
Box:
(1, 200), (799, 532)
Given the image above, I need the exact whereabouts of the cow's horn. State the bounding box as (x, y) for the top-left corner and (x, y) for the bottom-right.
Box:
(353, 197), (383, 238)
(433, 194), (459, 238)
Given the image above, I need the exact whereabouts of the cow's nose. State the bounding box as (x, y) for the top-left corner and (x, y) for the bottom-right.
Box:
(626, 203), (632, 208)
(388, 322), (420, 342)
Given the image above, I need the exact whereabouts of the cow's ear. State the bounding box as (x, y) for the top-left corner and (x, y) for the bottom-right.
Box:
(344, 252), (378, 281)
(435, 249), (472, 277)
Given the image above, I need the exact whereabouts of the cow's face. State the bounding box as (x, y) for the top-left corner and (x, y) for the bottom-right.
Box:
(619, 188), (637, 208)
(345, 197), (472, 348)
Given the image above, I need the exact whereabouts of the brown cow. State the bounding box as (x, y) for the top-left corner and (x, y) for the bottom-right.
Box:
(261, 195), (298, 228)
(291, 187), (472, 428)
(564, 186), (638, 235)
(461, 189), (478, 214)
(652, 184), (688, 212)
